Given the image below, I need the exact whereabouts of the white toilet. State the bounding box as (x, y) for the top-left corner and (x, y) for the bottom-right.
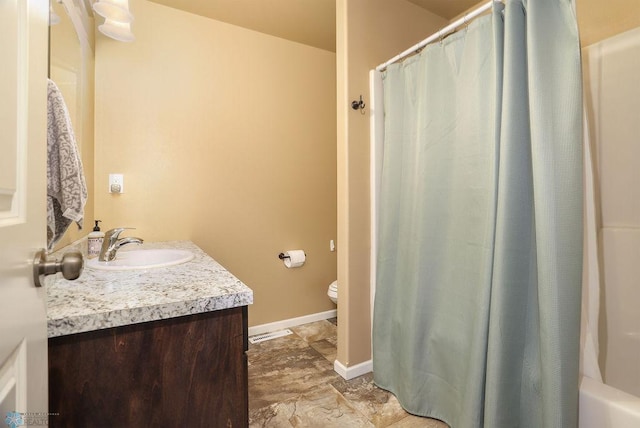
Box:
(327, 280), (338, 304)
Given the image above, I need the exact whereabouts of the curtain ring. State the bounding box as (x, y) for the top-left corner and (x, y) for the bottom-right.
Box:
(438, 30), (444, 45)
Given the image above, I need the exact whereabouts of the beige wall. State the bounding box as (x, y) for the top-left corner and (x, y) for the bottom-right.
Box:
(336, 0), (446, 367)
(94, 0), (337, 327)
(577, 0), (640, 46)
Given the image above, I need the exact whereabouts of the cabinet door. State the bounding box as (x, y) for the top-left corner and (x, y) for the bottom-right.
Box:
(49, 308), (249, 427)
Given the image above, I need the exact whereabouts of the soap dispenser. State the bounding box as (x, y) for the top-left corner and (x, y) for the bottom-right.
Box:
(87, 220), (104, 259)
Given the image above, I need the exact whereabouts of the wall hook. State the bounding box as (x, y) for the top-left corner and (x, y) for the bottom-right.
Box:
(351, 95), (366, 114)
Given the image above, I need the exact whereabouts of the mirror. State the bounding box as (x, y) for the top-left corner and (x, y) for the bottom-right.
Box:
(49, 0), (95, 250)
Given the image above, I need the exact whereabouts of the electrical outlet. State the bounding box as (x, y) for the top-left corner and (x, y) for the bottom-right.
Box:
(109, 174), (124, 193)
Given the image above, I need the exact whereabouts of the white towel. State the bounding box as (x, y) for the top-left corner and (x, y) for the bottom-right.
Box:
(47, 79), (87, 250)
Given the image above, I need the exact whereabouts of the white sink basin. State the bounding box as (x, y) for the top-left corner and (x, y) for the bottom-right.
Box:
(86, 249), (194, 271)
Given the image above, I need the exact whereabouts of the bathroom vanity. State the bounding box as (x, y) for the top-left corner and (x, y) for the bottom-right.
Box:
(46, 241), (253, 427)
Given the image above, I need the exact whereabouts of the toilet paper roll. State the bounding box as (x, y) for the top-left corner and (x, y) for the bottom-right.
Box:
(283, 250), (305, 268)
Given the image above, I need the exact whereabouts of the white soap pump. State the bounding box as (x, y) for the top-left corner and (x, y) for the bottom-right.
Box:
(87, 220), (104, 259)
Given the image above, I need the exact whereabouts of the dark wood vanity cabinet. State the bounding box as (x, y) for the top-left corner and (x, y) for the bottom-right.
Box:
(48, 306), (248, 428)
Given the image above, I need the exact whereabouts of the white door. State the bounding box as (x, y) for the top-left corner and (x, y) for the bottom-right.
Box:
(0, 0), (50, 422)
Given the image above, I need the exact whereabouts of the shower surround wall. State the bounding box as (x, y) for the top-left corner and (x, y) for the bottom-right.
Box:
(583, 26), (640, 398)
(94, 0), (337, 327)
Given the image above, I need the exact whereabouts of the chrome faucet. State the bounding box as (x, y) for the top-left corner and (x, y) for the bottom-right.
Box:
(99, 228), (144, 261)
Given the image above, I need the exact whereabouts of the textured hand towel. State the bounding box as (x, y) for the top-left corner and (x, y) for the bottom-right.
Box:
(47, 78), (87, 250)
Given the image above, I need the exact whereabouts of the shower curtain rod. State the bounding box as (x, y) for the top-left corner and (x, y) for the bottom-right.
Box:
(376, 0), (502, 72)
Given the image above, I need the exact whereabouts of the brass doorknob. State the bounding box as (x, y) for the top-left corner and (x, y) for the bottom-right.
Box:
(33, 249), (84, 287)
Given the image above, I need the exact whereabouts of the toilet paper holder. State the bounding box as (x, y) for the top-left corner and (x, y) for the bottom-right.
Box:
(278, 252), (306, 260)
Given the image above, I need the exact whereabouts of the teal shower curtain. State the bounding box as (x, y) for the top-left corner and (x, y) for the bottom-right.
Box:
(372, 1), (583, 427)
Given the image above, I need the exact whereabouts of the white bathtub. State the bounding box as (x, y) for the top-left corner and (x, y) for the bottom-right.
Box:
(580, 377), (640, 428)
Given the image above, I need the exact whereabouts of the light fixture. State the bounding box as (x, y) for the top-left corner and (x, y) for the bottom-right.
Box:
(99, 19), (135, 42)
(93, 0), (135, 42)
(92, 0), (133, 23)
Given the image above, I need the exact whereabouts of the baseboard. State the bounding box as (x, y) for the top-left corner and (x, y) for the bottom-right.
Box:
(248, 309), (337, 337)
(334, 359), (373, 380)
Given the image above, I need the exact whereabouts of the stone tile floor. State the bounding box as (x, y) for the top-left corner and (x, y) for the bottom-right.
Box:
(248, 319), (449, 427)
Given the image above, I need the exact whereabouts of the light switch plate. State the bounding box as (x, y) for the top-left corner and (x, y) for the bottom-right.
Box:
(109, 174), (124, 193)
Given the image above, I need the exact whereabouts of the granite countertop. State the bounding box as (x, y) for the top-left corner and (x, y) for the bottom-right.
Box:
(46, 241), (253, 338)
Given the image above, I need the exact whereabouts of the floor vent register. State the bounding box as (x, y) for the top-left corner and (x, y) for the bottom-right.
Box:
(248, 329), (293, 344)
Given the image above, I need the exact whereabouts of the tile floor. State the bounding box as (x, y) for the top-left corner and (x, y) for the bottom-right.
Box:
(248, 319), (449, 428)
